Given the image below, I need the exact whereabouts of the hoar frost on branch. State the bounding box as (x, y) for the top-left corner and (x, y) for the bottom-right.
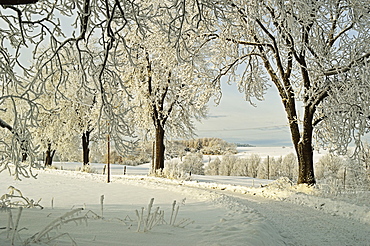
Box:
(1, 0), (209, 177)
(202, 0), (370, 184)
(120, 12), (217, 172)
(3, 0), (369, 185)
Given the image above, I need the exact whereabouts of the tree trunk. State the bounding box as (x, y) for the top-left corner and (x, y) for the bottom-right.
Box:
(44, 143), (56, 166)
(297, 140), (315, 184)
(82, 130), (91, 166)
(287, 102), (316, 185)
(22, 153), (27, 162)
(153, 125), (165, 173)
(297, 108), (315, 184)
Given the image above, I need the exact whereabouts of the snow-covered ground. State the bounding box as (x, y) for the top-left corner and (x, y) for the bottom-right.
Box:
(0, 147), (369, 246)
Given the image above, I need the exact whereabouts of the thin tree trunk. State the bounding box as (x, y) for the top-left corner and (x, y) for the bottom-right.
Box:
(82, 130), (91, 166)
(44, 143), (56, 166)
(153, 125), (165, 173)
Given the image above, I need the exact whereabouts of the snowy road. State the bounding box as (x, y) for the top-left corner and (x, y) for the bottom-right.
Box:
(0, 168), (369, 246)
(111, 174), (370, 246)
(219, 191), (370, 246)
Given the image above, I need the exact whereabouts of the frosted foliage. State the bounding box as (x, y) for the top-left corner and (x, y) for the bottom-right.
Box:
(31, 48), (100, 162)
(219, 155), (238, 176)
(163, 153), (204, 179)
(1, 0), (211, 177)
(280, 153), (298, 181)
(0, 96), (40, 179)
(121, 17), (215, 140)
(205, 0), (370, 155)
(315, 153), (369, 191)
(315, 63), (370, 154)
(315, 154), (345, 180)
(247, 154), (261, 178)
(205, 157), (221, 175)
(181, 153), (205, 175)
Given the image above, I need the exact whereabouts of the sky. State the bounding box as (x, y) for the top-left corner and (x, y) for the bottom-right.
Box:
(194, 81), (294, 147)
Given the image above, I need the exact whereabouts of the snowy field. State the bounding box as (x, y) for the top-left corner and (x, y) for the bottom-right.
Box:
(0, 147), (369, 246)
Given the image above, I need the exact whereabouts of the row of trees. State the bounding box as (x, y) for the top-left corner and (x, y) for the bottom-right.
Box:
(1, 0), (370, 184)
(164, 152), (369, 190)
(205, 154), (298, 180)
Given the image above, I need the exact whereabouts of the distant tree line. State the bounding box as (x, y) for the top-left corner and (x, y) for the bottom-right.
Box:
(176, 138), (237, 155)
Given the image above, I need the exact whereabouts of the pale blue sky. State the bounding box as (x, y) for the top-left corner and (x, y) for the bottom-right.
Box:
(194, 82), (294, 147)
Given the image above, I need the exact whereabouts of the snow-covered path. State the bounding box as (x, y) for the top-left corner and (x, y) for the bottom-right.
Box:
(0, 168), (369, 246)
(220, 191), (370, 246)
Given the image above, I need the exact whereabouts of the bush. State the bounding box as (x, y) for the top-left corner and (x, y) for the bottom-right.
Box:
(205, 157), (221, 175)
(181, 152), (204, 175)
(218, 155), (237, 176)
(315, 153), (344, 181)
(162, 159), (183, 179)
(280, 153), (297, 181)
(163, 153), (204, 179)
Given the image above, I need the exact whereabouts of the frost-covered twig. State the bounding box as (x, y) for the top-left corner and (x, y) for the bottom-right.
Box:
(24, 208), (86, 245)
(135, 198), (190, 232)
(0, 186), (43, 209)
(136, 198), (165, 232)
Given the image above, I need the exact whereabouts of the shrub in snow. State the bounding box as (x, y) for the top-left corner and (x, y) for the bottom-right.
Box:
(341, 157), (369, 189)
(135, 198), (193, 232)
(257, 158), (269, 179)
(218, 155), (237, 176)
(315, 153), (344, 181)
(280, 153), (297, 181)
(162, 159), (183, 179)
(316, 153), (369, 193)
(163, 153), (204, 179)
(181, 152), (204, 175)
(265, 156), (283, 180)
(78, 164), (97, 174)
(205, 157), (221, 175)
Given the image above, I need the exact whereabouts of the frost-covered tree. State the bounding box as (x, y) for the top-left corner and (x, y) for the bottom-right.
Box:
(121, 25), (214, 173)
(203, 0), (370, 184)
(1, 0), (174, 177)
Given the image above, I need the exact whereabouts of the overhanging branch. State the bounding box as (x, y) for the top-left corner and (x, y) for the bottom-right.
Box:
(0, 0), (38, 5)
(324, 52), (370, 76)
(0, 118), (13, 132)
